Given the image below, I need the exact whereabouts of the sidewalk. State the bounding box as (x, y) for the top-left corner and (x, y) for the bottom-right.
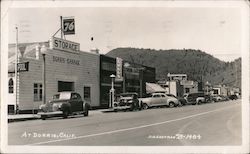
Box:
(8, 108), (114, 123)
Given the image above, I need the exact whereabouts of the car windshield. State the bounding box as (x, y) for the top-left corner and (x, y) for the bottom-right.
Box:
(58, 93), (71, 100)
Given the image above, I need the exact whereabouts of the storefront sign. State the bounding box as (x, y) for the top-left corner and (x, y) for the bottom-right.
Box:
(63, 18), (75, 35)
(50, 37), (80, 53)
(115, 57), (123, 82)
(17, 62), (29, 72)
(52, 56), (80, 65)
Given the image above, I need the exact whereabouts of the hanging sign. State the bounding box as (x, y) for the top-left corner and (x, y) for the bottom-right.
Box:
(115, 57), (123, 82)
(17, 62), (29, 72)
(63, 17), (75, 35)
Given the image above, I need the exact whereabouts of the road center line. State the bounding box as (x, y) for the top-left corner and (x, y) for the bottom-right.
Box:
(28, 103), (239, 146)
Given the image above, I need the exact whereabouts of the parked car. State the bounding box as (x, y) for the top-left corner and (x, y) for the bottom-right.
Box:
(113, 93), (140, 111)
(38, 92), (90, 120)
(184, 92), (207, 105)
(139, 93), (179, 109)
(228, 94), (238, 100)
(212, 95), (229, 102)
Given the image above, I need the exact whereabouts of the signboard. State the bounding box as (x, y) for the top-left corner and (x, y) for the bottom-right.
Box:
(63, 18), (75, 35)
(115, 57), (123, 82)
(49, 37), (80, 53)
(17, 62), (29, 72)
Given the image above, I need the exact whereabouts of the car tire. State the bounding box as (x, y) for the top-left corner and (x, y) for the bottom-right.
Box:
(197, 100), (202, 105)
(63, 110), (69, 119)
(83, 109), (89, 116)
(169, 102), (175, 108)
(41, 115), (46, 120)
(142, 103), (149, 110)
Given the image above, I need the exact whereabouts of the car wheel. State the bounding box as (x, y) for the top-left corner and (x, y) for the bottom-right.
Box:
(142, 103), (149, 110)
(63, 110), (69, 118)
(41, 115), (46, 120)
(197, 100), (202, 105)
(169, 102), (175, 108)
(83, 109), (89, 116)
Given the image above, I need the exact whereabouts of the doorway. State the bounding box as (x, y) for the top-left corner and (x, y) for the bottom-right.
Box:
(58, 81), (74, 92)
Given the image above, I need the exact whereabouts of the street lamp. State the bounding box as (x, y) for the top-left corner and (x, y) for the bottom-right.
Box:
(205, 81), (210, 95)
(110, 74), (116, 108)
(40, 45), (47, 104)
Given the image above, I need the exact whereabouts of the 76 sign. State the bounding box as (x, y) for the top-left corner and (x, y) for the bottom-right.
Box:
(63, 18), (75, 35)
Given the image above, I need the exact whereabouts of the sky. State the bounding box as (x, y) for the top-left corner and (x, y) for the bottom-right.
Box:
(8, 2), (244, 62)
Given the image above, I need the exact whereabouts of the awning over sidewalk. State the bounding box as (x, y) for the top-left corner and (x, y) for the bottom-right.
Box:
(146, 82), (166, 94)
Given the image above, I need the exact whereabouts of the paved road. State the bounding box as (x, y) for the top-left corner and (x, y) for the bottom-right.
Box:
(8, 100), (241, 146)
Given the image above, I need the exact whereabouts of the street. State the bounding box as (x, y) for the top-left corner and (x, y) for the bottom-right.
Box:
(8, 100), (241, 146)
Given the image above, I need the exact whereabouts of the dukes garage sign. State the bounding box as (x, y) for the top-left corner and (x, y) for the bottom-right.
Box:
(50, 37), (80, 53)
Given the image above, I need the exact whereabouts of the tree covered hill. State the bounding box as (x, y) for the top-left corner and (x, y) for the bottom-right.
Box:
(106, 48), (241, 88)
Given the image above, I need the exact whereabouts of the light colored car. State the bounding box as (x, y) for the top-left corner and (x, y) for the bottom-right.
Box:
(184, 92), (207, 105)
(139, 93), (179, 109)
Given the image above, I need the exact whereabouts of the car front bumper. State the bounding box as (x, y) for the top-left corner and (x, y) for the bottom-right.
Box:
(37, 111), (63, 116)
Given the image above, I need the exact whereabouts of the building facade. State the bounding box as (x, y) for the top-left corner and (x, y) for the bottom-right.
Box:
(8, 39), (156, 113)
(100, 55), (156, 108)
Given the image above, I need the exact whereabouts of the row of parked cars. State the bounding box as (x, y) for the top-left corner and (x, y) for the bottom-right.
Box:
(37, 91), (239, 120)
(113, 92), (239, 111)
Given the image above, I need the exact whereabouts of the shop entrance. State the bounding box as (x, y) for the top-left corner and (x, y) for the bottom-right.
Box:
(58, 81), (75, 92)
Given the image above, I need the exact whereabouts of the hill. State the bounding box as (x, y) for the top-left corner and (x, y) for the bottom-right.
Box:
(106, 48), (241, 88)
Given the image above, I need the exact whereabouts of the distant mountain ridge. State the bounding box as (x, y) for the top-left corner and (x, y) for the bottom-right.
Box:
(106, 48), (241, 88)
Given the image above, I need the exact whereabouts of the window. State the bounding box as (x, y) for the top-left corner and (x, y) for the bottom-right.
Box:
(84, 86), (91, 100)
(153, 94), (161, 98)
(34, 83), (43, 101)
(9, 78), (14, 93)
(71, 93), (81, 100)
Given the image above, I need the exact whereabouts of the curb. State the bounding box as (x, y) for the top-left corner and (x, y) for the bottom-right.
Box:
(8, 116), (40, 123)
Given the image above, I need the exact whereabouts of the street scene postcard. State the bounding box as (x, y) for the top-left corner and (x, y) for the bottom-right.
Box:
(1, 0), (250, 154)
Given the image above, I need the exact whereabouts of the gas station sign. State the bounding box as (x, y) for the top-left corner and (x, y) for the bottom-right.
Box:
(63, 18), (75, 35)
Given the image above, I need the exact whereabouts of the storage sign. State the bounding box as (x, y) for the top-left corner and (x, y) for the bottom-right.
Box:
(50, 37), (80, 53)
(115, 57), (123, 82)
(63, 18), (75, 35)
(17, 62), (29, 72)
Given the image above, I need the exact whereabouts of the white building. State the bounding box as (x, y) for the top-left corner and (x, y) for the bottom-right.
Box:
(8, 37), (100, 113)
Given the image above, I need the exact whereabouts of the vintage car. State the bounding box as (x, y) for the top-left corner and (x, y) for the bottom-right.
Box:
(183, 92), (207, 105)
(113, 92), (140, 111)
(38, 92), (90, 120)
(139, 93), (179, 109)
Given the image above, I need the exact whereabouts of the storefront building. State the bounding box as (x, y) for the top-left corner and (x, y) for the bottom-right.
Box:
(8, 39), (156, 113)
(8, 38), (100, 113)
(100, 55), (156, 108)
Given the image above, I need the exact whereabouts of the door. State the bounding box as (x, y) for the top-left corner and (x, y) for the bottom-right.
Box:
(151, 94), (162, 106)
(83, 86), (91, 105)
(58, 81), (74, 92)
(160, 94), (168, 106)
(70, 93), (83, 112)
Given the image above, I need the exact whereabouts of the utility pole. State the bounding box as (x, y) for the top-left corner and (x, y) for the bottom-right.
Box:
(15, 26), (19, 114)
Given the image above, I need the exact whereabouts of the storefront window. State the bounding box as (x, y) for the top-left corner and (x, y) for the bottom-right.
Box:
(34, 83), (43, 101)
(9, 78), (14, 93)
(84, 86), (91, 101)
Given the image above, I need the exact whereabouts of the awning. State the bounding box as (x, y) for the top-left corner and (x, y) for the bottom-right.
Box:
(146, 82), (166, 94)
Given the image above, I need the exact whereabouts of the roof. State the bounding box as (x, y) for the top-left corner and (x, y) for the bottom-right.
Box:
(146, 82), (166, 94)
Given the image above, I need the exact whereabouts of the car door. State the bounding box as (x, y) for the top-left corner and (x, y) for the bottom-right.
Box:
(151, 94), (162, 106)
(70, 93), (83, 112)
(160, 94), (168, 106)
